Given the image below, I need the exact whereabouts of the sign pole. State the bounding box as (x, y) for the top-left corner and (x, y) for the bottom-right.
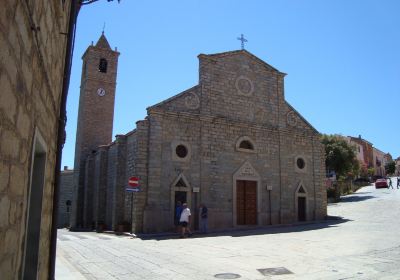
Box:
(267, 185), (273, 225)
(130, 191), (133, 234)
(127, 176), (139, 235)
(269, 190), (272, 225)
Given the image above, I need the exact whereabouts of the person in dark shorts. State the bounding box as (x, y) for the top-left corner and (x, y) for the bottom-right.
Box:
(179, 203), (192, 238)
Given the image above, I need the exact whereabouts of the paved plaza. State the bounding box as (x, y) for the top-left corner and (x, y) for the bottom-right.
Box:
(56, 178), (400, 279)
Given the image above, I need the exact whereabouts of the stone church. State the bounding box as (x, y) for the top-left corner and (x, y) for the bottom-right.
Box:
(68, 34), (327, 233)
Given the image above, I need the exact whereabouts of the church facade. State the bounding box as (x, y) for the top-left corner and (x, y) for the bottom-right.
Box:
(69, 35), (327, 233)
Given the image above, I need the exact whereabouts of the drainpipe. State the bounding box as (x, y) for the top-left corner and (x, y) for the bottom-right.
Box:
(49, 0), (79, 278)
(277, 75), (282, 224)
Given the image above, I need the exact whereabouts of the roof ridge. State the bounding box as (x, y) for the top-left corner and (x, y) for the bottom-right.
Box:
(198, 49), (284, 74)
(147, 85), (199, 110)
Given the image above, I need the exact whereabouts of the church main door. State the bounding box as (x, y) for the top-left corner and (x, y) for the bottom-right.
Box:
(236, 180), (257, 225)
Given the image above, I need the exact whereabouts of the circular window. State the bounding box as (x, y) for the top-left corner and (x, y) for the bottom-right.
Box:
(237, 79), (251, 93)
(296, 158), (305, 169)
(235, 76), (254, 96)
(176, 145), (188, 158)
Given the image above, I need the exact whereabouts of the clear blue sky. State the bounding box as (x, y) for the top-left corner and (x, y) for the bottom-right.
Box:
(62, 0), (400, 169)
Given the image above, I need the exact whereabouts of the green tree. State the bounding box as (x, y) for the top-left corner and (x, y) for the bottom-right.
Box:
(351, 158), (360, 178)
(321, 134), (358, 179)
(385, 161), (396, 175)
(368, 168), (375, 177)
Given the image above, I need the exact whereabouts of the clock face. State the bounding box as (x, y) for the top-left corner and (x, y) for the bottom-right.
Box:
(97, 88), (106, 97)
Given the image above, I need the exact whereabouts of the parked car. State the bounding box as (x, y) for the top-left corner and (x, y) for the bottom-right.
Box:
(375, 178), (388, 189)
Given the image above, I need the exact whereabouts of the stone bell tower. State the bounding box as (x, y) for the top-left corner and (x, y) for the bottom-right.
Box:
(70, 33), (120, 229)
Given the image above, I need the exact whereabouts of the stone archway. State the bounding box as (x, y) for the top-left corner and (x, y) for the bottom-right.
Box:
(170, 173), (192, 225)
(295, 181), (308, 222)
(232, 161), (262, 227)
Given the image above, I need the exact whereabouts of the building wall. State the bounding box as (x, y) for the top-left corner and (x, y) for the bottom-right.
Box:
(92, 146), (108, 227)
(396, 158), (400, 176)
(129, 122), (149, 233)
(58, 169), (74, 228)
(347, 138), (365, 164)
(83, 153), (95, 228)
(136, 51), (326, 233)
(350, 137), (374, 168)
(373, 148), (386, 176)
(139, 111), (326, 233)
(79, 50), (326, 234)
(0, 1), (72, 278)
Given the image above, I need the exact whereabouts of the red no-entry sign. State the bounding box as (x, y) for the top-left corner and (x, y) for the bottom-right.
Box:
(128, 176), (139, 187)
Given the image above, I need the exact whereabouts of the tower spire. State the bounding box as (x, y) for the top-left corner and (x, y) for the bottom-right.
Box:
(95, 32), (111, 49)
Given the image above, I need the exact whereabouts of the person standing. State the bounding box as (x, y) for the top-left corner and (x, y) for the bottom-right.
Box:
(199, 203), (208, 234)
(397, 177), (400, 189)
(179, 203), (192, 238)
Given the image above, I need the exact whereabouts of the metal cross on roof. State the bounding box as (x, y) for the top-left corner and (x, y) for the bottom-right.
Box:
(237, 34), (248, 50)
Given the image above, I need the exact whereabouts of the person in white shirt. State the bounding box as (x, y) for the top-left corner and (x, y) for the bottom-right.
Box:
(179, 203), (192, 238)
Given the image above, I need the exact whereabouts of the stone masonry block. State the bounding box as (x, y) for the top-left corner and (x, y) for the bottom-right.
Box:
(9, 165), (25, 197)
(0, 195), (10, 228)
(0, 163), (9, 193)
(0, 129), (19, 160)
(0, 75), (17, 121)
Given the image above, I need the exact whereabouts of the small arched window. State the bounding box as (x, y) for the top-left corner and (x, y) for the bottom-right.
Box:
(236, 136), (256, 153)
(239, 140), (254, 150)
(99, 58), (108, 73)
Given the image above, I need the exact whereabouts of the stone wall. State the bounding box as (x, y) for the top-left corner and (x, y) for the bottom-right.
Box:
(58, 168), (74, 228)
(130, 121), (149, 233)
(92, 146), (108, 227)
(140, 110), (325, 232)
(83, 154), (95, 228)
(0, 1), (72, 278)
(137, 50), (326, 233)
(104, 135), (128, 230)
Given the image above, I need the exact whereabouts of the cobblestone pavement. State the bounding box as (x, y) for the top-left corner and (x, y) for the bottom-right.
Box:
(56, 178), (400, 280)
